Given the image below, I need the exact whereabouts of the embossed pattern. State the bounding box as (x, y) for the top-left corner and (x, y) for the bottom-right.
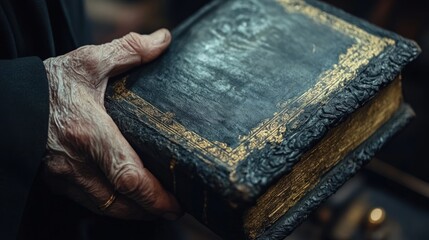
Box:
(105, 0), (420, 205)
(258, 104), (415, 239)
(105, 0), (420, 239)
(110, 0), (394, 168)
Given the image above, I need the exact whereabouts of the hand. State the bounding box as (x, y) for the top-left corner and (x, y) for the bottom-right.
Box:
(43, 29), (181, 220)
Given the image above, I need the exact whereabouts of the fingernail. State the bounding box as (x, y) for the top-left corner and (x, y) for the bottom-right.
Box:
(163, 212), (179, 221)
(151, 29), (167, 45)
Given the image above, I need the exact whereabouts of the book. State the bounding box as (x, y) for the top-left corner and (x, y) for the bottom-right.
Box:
(105, 0), (420, 239)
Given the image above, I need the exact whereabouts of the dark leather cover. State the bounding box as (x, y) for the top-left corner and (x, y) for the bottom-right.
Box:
(105, 0), (420, 238)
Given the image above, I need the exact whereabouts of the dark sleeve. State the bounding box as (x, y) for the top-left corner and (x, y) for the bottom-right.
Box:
(0, 57), (49, 239)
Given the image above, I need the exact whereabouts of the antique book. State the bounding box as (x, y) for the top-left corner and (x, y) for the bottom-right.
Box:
(105, 0), (420, 239)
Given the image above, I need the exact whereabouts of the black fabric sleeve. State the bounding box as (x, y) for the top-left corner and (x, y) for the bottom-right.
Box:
(0, 57), (49, 239)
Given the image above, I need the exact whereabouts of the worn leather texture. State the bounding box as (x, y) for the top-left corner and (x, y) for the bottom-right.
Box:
(105, 0), (420, 238)
(258, 103), (415, 239)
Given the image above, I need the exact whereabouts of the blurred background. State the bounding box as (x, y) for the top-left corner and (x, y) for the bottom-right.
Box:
(21, 0), (429, 239)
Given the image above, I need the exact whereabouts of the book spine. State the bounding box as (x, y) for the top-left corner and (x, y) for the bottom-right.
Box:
(105, 94), (246, 239)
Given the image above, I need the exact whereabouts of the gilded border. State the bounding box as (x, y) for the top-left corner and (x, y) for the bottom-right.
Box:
(111, 0), (395, 167)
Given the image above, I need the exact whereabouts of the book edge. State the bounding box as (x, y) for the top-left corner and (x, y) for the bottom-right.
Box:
(231, 1), (421, 202)
(107, 0), (422, 204)
(243, 76), (403, 238)
(256, 103), (415, 240)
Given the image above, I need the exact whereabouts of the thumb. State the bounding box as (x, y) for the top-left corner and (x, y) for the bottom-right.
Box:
(96, 29), (171, 78)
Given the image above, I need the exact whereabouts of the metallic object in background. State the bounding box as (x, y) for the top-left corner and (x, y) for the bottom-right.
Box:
(367, 207), (386, 228)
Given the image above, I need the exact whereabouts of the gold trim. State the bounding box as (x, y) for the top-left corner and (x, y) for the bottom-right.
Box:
(243, 78), (403, 239)
(111, 0), (395, 167)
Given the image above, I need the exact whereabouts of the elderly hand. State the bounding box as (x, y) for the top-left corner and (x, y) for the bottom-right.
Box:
(42, 29), (181, 220)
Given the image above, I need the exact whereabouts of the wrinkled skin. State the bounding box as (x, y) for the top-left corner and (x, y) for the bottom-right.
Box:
(43, 29), (181, 220)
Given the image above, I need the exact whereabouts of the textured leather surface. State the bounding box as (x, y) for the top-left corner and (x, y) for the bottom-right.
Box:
(125, 0), (354, 147)
(105, 0), (420, 238)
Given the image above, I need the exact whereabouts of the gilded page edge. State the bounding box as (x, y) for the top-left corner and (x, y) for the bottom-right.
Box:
(243, 77), (403, 239)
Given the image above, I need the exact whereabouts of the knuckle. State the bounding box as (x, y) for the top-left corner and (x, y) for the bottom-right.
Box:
(115, 165), (143, 195)
(123, 32), (142, 46)
(122, 32), (149, 54)
(114, 165), (159, 209)
(69, 45), (101, 77)
(43, 155), (73, 177)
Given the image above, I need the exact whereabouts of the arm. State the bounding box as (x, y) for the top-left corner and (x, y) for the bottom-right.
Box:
(0, 29), (181, 239)
(0, 57), (49, 239)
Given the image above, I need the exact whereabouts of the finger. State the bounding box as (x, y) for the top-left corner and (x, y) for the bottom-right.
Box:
(64, 178), (155, 220)
(96, 29), (172, 78)
(44, 155), (156, 220)
(94, 111), (182, 220)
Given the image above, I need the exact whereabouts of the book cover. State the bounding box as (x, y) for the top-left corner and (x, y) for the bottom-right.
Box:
(105, 0), (420, 238)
